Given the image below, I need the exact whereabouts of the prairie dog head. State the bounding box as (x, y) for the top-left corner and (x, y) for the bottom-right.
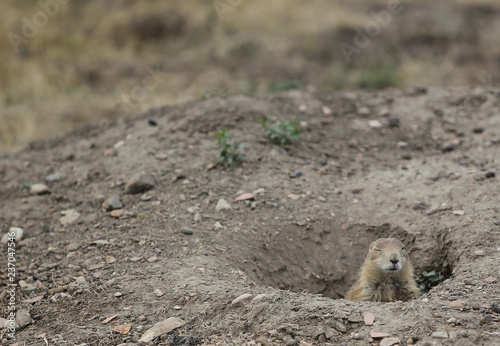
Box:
(367, 238), (409, 273)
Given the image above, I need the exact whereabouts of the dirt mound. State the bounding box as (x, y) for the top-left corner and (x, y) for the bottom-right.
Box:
(1, 86), (500, 345)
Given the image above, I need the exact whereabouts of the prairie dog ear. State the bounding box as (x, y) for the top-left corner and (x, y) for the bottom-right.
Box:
(369, 241), (377, 249)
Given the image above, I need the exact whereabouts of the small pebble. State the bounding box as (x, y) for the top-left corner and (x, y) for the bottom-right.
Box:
(154, 289), (164, 297)
(432, 332), (448, 338)
(380, 338), (400, 346)
(181, 228), (194, 235)
(29, 183), (50, 195)
(485, 171), (495, 178)
(148, 119), (158, 126)
(215, 199), (232, 212)
(125, 171), (156, 194)
(368, 119), (383, 129)
(231, 293), (253, 306)
(45, 173), (62, 183)
(114, 292), (123, 297)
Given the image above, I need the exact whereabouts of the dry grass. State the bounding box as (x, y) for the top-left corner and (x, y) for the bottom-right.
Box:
(1, 0), (499, 152)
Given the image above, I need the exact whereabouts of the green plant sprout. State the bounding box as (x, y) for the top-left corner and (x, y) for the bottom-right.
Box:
(215, 129), (247, 169)
(258, 117), (303, 145)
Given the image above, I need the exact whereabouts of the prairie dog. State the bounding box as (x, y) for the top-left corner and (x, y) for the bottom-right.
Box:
(346, 238), (420, 302)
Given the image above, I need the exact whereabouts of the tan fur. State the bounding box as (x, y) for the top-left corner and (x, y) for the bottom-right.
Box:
(346, 238), (421, 302)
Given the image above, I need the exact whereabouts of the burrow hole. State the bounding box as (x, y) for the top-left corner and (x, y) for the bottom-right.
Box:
(242, 221), (453, 299)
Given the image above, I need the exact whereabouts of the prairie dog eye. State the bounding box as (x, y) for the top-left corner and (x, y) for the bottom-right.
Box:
(374, 248), (381, 252)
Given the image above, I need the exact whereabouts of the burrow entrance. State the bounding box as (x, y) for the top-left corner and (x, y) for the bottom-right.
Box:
(239, 221), (454, 299)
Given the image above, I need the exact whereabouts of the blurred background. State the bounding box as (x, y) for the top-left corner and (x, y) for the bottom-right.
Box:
(1, 0), (499, 153)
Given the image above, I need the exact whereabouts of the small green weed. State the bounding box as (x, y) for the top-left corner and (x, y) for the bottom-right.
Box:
(19, 182), (33, 190)
(216, 129), (247, 169)
(416, 270), (445, 293)
(258, 118), (303, 145)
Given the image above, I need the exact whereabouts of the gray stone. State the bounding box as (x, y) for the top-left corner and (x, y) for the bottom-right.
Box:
(368, 119), (384, 129)
(102, 195), (123, 211)
(29, 183), (50, 195)
(1, 227), (24, 244)
(75, 276), (88, 285)
(194, 212), (203, 222)
(59, 209), (80, 225)
(125, 171), (156, 194)
(15, 309), (32, 329)
(215, 199), (232, 212)
(432, 331), (448, 338)
(45, 173), (62, 183)
(181, 228), (194, 235)
(18, 280), (39, 295)
(139, 317), (186, 343)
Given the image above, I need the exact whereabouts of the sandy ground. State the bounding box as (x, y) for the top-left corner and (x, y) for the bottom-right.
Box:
(1, 86), (500, 345)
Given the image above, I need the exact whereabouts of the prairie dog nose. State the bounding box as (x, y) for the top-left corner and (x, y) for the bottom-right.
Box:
(390, 257), (399, 264)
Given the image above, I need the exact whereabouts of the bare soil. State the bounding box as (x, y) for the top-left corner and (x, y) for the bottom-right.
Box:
(1, 86), (500, 345)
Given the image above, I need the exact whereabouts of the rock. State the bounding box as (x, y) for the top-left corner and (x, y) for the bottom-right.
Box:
(45, 173), (62, 183)
(484, 276), (497, 284)
(215, 199), (232, 212)
(194, 212), (203, 223)
(15, 309), (32, 329)
(300, 341), (313, 346)
(181, 227), (194, 235)
(452, 210), (465, 216)
(485, 171), (495, 178)
(357, 107), (370, 116)
(364, 313), (375, 326)
(322, 106), (332, 115)
(105, 256), (116, 264)
(102, 195), (123, 211)
(154, 289), (164, 297)
(75, 276), (88, 285)
(370, 331), (391, 339)
(59, 209), (80, 225)
(173, 306), (182, 310)
(449, 300), (465, 308)
(235, 193), (255, 201)
(18, 280), (39, 295)
(447, 317), (457, 324)
(368, 119), (384, 129)
(425, 205), (439, 215)
(213, 222), (223, 230)
(110, 209), (124, 218)
(66, 242), (80, 251)
(252, 294), (268, 303)
(491, 302), (500, 314)
(1, 227), (24, 244)
(231, 293), (253, 306)
(431, 331), (448, 338)
(141, 193), (152, 201)
(139, 317), (186, 343)
(380, 338), (400, 346)
(481, 314), (493, 323)
(113, 324), (132, 335)
(187, 206), (201, 214)
(125, 171), (156, 194)
(29, 183), (50, 195)
(148, 119), (158, 126)
(334, 321), (346, 333)
(289, 171), (303, 179)
(253, 188), (266, 195)
(114, 292), (123, 297)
